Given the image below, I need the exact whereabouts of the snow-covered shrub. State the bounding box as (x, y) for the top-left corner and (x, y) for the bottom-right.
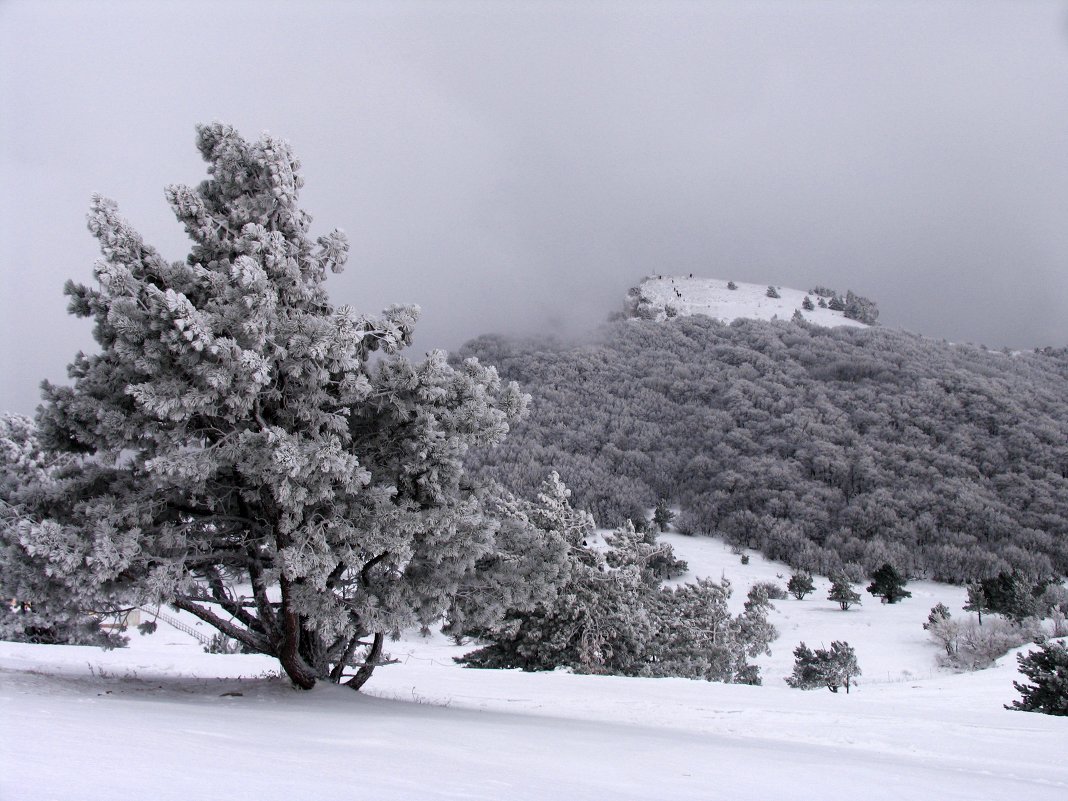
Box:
(923, 605), (1044, 671)
(751, 580), (788, 601)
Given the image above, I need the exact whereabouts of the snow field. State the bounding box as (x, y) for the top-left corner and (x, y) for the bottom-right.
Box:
(633, 275), (869, 328)
(1, 532), (1065, 801)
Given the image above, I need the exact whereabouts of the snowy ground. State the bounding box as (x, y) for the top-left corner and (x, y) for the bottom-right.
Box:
(631, 275), (869, 328)
(2, 534), (1065, 801)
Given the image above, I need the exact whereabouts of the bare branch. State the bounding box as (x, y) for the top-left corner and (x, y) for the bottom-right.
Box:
(171, 596), (271, 653)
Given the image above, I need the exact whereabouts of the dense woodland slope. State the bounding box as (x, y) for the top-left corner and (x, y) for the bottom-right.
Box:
(461, 315), (1068, 582)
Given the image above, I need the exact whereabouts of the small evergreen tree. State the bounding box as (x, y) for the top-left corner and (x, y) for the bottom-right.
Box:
(828, 295), (845, 311)
(801, 295), (815, 311)
(1007, 640), (1068, 716)
(823, 640), (861, 693)
(842, 290), (879, 325)
(787, 571), (815, 600)
(866, 563), (912, 604)
(828, 575), (862, 610)
(727, 281), (738, 290)
(981, 572), (1040, 622)
(785, 642), (822, 689)
(818, 297), (828, 308)
(791, 309), (805, 324)
(766, 286), (780, 299)
(652, 498), (676, 533)
(964, 582), (987, 625)
(785, 640), (861, 693)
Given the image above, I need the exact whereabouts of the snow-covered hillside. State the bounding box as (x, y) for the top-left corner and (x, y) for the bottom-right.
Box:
(2, 533), (1065, 801)
(626, 275), (869, 328)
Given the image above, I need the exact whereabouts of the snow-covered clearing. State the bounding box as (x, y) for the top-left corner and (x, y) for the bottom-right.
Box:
(2, 534), (1065, 801)
(631, 275), (869, 328)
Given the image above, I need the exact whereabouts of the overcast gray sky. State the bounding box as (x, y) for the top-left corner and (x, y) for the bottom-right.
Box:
(2, 0), (1067, 415)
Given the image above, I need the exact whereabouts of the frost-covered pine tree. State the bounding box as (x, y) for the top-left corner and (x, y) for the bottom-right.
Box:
(458, 476), (655, 674)
(785, 640), (860, 693)
(2, 123), (553, 691)
(964, 582), (988, 625)
(866, 563), (911, 604)
(652, 497), (675, 533)
(1008, 640), (1068, 716)
(787, 571), (815, 600)
(828, 574), (862, 610)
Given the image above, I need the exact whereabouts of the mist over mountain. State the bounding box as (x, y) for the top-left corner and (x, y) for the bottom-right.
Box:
(461, 278), (1068, 582)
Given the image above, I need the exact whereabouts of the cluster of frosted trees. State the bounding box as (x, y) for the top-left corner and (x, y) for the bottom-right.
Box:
(461, 315), (1068, 584)
(458, 473), (776, 683)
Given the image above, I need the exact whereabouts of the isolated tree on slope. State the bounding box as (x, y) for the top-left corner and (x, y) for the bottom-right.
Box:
(2, 123), (552, 691)
(828, 574), (862, 610)
(964, 582), (988, 625)
(652, 497), (675, 532)
(787, 571), (815, 600)
(866, 563), (911, 604)
(786, 640), (861, 693)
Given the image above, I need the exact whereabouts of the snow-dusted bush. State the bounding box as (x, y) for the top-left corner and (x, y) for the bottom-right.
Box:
(750, 580), (788, 601)
(923, 605), (1044, 671)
